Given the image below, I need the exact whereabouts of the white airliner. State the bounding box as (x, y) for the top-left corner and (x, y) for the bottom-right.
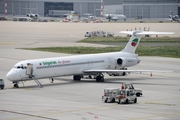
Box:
(105, 14), (127, 21)
(27, 13), (39, 21)
(6, 31), (174, 88)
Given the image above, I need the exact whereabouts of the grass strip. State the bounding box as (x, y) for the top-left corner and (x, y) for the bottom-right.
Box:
(22, 46), (180, 58)
(78, 37), (180, 43)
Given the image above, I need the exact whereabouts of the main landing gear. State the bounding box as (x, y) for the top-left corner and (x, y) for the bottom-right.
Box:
(73, 75), (81, 81)
(73, 74), (105, 82)
(95, 74), (104, 82)
(49, 78), (54, 83)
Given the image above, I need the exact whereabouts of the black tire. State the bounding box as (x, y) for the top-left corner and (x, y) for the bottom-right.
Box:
(125, 99), (128, 104)
(111, 98), (115, 103)
(96, 76), (100, 82)
(122, 72), (126, 76)
(100, 77), (104, 82)
(14, 84), (19, 88)
(134, 98), (137, 103)
(136, 93), (140, 97)
(73, 75), (81, 81)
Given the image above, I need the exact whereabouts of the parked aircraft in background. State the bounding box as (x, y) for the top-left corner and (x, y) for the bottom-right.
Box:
(6, 31), (173, 88)
(27, 13), (39, 21)
(82, 13), (97, 21)
(105, 14), (127, 21)
(169, 14), (180, 22)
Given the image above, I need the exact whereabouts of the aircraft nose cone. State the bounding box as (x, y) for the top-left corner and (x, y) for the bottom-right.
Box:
(6, 71), (13, 81)
(6, 69), (16, 81)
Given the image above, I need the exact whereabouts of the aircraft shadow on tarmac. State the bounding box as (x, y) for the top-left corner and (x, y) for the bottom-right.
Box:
(12, 75), (179, 89)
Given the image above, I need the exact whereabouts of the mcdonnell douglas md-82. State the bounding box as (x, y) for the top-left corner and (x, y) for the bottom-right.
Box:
(6, 31), (174, 88)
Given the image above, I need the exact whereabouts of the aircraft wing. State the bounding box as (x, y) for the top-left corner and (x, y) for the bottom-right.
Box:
(82, 69), (177, 73)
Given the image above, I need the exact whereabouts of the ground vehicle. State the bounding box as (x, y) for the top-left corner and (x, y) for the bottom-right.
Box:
(0, 17), (7, 21)
(102, 88), (119, 103)
(13, 18), (18, 21)
(0, 79), (5, 89)
(115, 89), (137, 104)
(124, 83), (143, 97)
(18, 18), (27, 21)
(106, 32), (114, 37)
(85, 32), (92, 37)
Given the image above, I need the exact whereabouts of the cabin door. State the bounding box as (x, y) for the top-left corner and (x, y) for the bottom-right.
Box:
(26, 63), (33, 76)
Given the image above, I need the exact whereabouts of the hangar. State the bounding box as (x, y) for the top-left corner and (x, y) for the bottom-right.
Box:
(0, 0), (179, 19)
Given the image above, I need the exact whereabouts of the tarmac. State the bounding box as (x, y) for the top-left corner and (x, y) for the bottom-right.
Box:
(0, 21), (180, 120)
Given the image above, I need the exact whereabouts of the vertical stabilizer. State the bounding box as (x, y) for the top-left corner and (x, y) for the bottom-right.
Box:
(121, 31), (142, 53)
(120, 31), (174, 54)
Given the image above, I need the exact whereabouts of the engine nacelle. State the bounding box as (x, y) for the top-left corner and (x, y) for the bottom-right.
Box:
(116, 57), (139, 68)
(35, 14), (39, 17)
(116, 58), (126, 67)
(27, 14), (30, 17)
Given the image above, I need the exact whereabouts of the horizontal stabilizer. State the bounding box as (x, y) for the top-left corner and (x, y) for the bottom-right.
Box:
(119, 31), (174, 36)
(119, 30), (174, 53)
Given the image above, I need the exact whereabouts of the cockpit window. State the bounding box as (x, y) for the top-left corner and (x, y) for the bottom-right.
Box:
(15, 66), (27, 69)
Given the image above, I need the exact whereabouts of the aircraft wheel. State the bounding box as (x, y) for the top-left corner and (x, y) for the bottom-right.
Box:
(96, 76), (100, 82)
(89, 75), (92, 79)
(51, 78), (54, 83)
(122, 72), (126, 76)
(73, 75), (81, 81)
(96, 76), (104, 82)
(100, 77), (104, 82)
(14, 83), (19, 88)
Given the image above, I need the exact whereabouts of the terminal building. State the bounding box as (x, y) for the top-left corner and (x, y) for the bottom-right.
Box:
(0, 0), (179, 18)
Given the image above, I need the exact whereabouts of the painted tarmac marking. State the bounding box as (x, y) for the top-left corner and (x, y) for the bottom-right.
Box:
(1, 106), (107, 120)
(0, 110), (59, 120)
(145, 102), (175, 106)
(0, 42), (16, 45)
(129, 111), (180, 120)
(140, 97), (180, 103)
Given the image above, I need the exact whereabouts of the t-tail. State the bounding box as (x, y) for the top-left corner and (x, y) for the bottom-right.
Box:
(119, 30), (174, 54)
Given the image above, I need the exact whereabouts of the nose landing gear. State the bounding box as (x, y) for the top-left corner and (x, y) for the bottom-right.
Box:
(13, 82), (19, 88)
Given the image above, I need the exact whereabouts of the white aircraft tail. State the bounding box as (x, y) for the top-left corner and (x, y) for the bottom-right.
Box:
(119, 31), (174, 53)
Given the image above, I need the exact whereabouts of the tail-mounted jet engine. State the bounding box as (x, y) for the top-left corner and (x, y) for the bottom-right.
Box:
(116, 58), (126, 67)
(108, 57), (138, 76)
(116, 57), (139, 68)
